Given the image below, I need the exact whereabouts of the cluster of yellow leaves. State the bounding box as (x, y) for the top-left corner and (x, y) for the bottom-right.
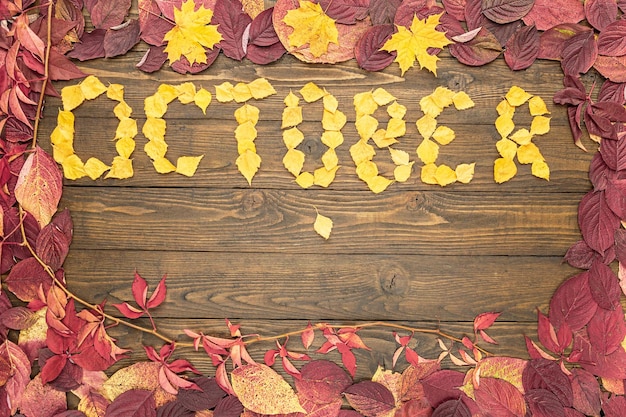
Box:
(351, 88), (410, 193)
(416, 87), (475, 186)
(52, 75), (135, 180)
(282, 82), (344, 188)
(381, 13), (454, 76)
(143, 83), (208, 177)
(494, 86), (551, 183)
(216, 78), (277, 185)
(282, 0), (338, 58)
(163, 0), (222, 65)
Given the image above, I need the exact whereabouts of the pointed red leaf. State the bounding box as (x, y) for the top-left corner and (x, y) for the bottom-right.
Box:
(214, 395), (244, 417)
(48, 49), (88, 80)
(442, 0), (467, 21)
(245, 42), (286, 64)
(355, 24), (395, 71)
(36, 221), (71, 271)
(522, 0), (585, 31)
(112, 302), (144, 319)
(0, 306), (37, 330)
(105, 389), (156, 417)
(104, 19), (141, 58)
(40, 353), (67, 384)
(68, 29), (107, 61)
(598, 20), (626, 57)
(598, 80), (626, 104)
(422, 370), (465, 407)
(146, 274), (167, 309)
(368, 0), (401, 25)
(5, 257), (53, 302)
(482, 0), (535, 24)
(522, 358), (573, 407)
(587, 306), (626, 355)
(131, 271), (149, 309)
(569, 368), (601, 416)
(318, 0), (370, 24)
(588, 260), (621, 310)
(474, 312), (501, 331)
(248, 8), (279, 46)
(504, 24), (540, 71)
(449, 28), (502, 66)
(574, 331), (626, 379)
(465, 0), (489, 30)
(525, 388), (565, 417)
(603, 394), (626, 416)
(136, 45), (168, 73)
(578, 190), (620, 254)
(474, 377), (527, 417)
(561, 29), (598, 75)
(214, 0), (252, 61)
(594, 55), (626, 83)
(432, 398), (470, 417)
(549, 272), (598, 331)
(344, 381), (395, 417)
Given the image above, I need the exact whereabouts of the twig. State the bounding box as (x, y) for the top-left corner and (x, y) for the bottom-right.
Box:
(32, 1), (53, 149)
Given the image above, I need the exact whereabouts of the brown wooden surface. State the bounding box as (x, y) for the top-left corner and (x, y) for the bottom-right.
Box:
(39, 45), (595, 378)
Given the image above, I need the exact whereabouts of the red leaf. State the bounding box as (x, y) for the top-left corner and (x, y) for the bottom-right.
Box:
(146, 274), (167, 309)
(213, 395), (244, 417)
(473, 312), (501, 331)
(178, 377), (226, 411)
(481, 0), (535, 24)
(104, 19), (141, 58)
(344, 381), (395, 417)
(40, 353), (67, 384)
(248, 8), (279, 46)
(578, 190), (620, 254)
(171, 50), (220, 74)
(0, 306), (37, 330)
(131, 271), (149, 310)
(5, 257), (53, 302)
(504, 24), (539, 71)
(91, 0), (132, 29)
(603, 178), (626, 220)
(603, 394), (626, 416)
(68, 29), (107, 61)
(587, 306), (626, 355)
(48, 49), (87, 80)
(522, 358), (573, 407)
(598, 80), (626, 104)
(112, 302), (144, 319)
(19, 375), (67, 417)
(598, 20), (626, 57)
(368, 0), (401, 25)
(0, 341), (30, 415)
(294, 360), (352, 404)
(442, 0), (467, 21)
(136, 45), (168, 73)
(449, 28), (502, 66)
(155, 401), (195, 417)
(432, 398), (471, 417)
(569, 368), (601, 416)
(318, 0), (370, 24)
(538, 23), (588, 60)
(422, 370), (465, 408)
(105, 389), (156, 417)
(245, 42), (286, 65)
(594, 55), (626, 83)
(549, 272), (598, 331)
(537, 310), (571, 354)
(561, 30), (598, 75)
(214, 0), (252, 61)
(588, 260), (621, 310)
(525, 389), (566, 417)
(15, 14), (45, 59)
(522, 0), (585, 31)
(584, 0), (618, 32)
(574, 331), (626, 379)
(474, 377), (527, 417)
(355, 24), (395, 71)
(301, 322), (314, 350)
(36, 221), (71, 271)
(465, 0), (489, 30)
(564, 240), (596, 269)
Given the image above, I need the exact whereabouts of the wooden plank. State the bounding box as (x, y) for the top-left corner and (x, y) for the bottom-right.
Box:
(64, 250), (578, 322)
(62, 187), (582, 255)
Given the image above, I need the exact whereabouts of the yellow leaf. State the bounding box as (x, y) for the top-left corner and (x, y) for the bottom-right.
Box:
(62, 154), (86, 180)
(106, 156), (134, 179)
(235, 121), (258, 142)
(390, 148), (410, 166)
(163, 0), (222, 65)
(517, 143), (544, 164)
(157, 84), (179, 103)
(113, 101), (133, 119)
(313, 210), (333, 240)
(115, 118), (138, 140)
(283, 128), (305, 149)
(496, 138), (518, 159)
(496, 99), (515, 118)
(495, 114), (515, 138)
(372, 129), (397, 148)
(194, 87), (212, 114)
(314, 165), (339, 187)
(356, 160), (378, 180)
(505, 85), (532, 107)
(300, 82), (326, 102)
(321, 148), (338, 169)
(145, 140), (168, 160)
(152, 157), (176, 174)
(233, 83), (253, 103)
(61, 85), (85, 111)
(435, 164), (456, 186)
(295, 171), (315, 188)
(372, 88), (396, 106)
(248, 78), (276, 99)
(416, 115), (437, 139)
(431, 86), (455, 109)
(355, 115), (379, 140)
(432, 125), (455, 145)
(494, 157), (517, 183)
(236, 149), (262, 185)
(80, 75), (107, 100)
(106, 84), (125, 101)
(215, 82), (235, 102)
(176, 155), (204, 177)
(284, 91), (300, 107)
(320, 131), (343, 149)
(144, 94), (168, 118)
(283, 0), (339, 58)
(367, 175), (393, 193)
(385, 118), (406, 139)
(52, 143), (74, 164)
(323, 94), (339, 113)
(529, 96), (550, 116)
(530, 116), (551, 136)
(283, 148), (305, 176)
(394, 162), (414, 182)
(421, 163), (437, 184)
(452, 91), (475, 110)
(416, 139), (439, 164)
(143, 117), (167, 142)
(532, 160), (550, 180)
(322, 109), (347, 131)
(238, 140), (256, 154)
(102, 362), (175, 407)
(381, 13), (453, 76)
(83, 158), (110, 180)
(115, 137), (135, 159)
(235, 104), (260, 125)
(282, 107), (303, 129)
(419, 95), (443, 118)
(175, 82), (197, 104)
(353, 91), (378, 117)
(387, 101), (407, 119)
(509, 128), (533, 145)
(455, 163), (475, 184)
(350, 140), (376, 165)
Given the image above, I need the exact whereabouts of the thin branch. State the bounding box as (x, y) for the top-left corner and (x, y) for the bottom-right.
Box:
(32, 1), (53, 149)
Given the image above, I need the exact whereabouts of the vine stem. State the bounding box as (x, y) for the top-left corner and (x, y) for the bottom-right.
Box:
(32, 1), (54, 149)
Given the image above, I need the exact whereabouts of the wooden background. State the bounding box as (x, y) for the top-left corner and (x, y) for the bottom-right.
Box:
(39, 31), (597, 379)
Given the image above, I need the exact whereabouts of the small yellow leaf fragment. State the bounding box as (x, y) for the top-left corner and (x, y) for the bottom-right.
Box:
(194, 88), (212, 114)
(452, 91), (475, 110)
(355, 115), (379, 140)
(235, 104), (260, 125)
(152, 157), (177, 174)
(496, 138), (518, 160)
(284, 91), (300, 107)
(421, 163), (438, 184)
(416, 139), (439, 164)
(505, 86), (532, 107)
(416, 115), (437, 139)
(387, 101), (407, 119)
(496, 99), (516, 118)
(300, 82), (327, 102)
(389, 148), (410, 166)
(236, 149), (262, 185)
(62, 154), (86, 180)
(283, 128), (305, 148)
(61, 85), (85, 111)
(314, 210), (333, 240)
(248, 78), (276, 99)
(80, 75), (107, 100)
(394, 162), (414, 182)
(366, 175), (394, 193)
(176, 155), (204, 177)
(350, 140), (376, 165)
(529, 95), (550, 116)
(494, 157), (517, 183)
(295, 172), (315, 188)
(530, 116), (551, 136)
(432, 125), (455, 145)
(233, 83), (253, 103)
(282, 107), (303, 129)
(283, 148), (306, 176)
(116, 137), (136, 159)
(106, 156), (134, 179)
(323, 94), (339, 113)
(517, 142), (544, 164)
(314, 165), (339, 187)
(372, 88), (396, 106)
(509, 128), (533, 145)
(532, 160), (550, 180)
(435, 164), (456, 186)
(455, 163), (475, 184)
(83, 158), (110, 180)
(320, 131), (343, 148)
(495, 114), (515, 138)
(354, 91), (378, 117)
(321, 148), (339, 170)
(215, 82), (235, 102)
(176, 82), (196, 104)
(322, 109), (347, 131)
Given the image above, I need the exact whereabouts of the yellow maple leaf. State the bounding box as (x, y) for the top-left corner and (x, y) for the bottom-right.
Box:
(313, 209), (333, 239)
(236, 149), (262, 185)
(381, 13), (453, 76)
(283, 0), (339, 58)
(163, 0), (222, 65)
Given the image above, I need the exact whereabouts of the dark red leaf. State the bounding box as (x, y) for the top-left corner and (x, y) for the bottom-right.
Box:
(504, 24), (539, 70)
(567, 105), (585, 151)
(294, 360), (352, 404)
(214, 0), (252, 61)
(432, 398), (470, 417)
(248, 8), (279, 46)
(40, 353), (67, 385)
(245, 42), (286, 64)
(485, 19), (523, 47)
(355, 24), (395, 71)
(68, 29), (107, 61)
(442, 0), (467, 20)
(156, 400), (194, 417)
(603, 394), (626, 417)
(422, 370), (464, 408)
(584, 0), (618, 32)
(465, 0), (489, 30)
(36, 222), (71, 271)
(561, 30), (598, 75)
(538, 23), (588, 60)
(318, 0), (370, 24)
(171, 48), (220, 74)
(213, 395), (243, 417)
(569, 368), (601, 416)
(522, 358), (573, 407)
(564, 240), (596, 269)
(588, 260), (621, 310)
(588, 306), (626, 355)
(394, 1), (438, 27)
(549, 272), (598, 332)
(177, 377), (226, 411)
(91, 0), (132, 29)
(537, 310), (571, 354)
(344, 381), (395, 417)
(139, 0), (173, 46)
(579, 190), (620, 254)
(525, 389), (566, 417)
(574, 331), (626, 379)
(368, 0), (401, 25)
(136, 46), (168, 73)
(598, 80), (626, 104)
(104, 19), (141, 58)
(105, 389), (156, 417)
(598, 20), (626, 57)
(47, 49), (87, 80)
(146, 274), (167, 309)
(594, 55), (626, 83)
(474, 377), (527, 417)
(449, 27), (502, 65)
(522, 0), (585, 31)
(5, 257), (53, 302)
(482, 0), (535, 24)
(0, 306), (37, 330)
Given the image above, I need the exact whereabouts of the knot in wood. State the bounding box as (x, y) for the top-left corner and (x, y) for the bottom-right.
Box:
(302, 138), (322, 157)
(406, 193), (426, 211)
(446, 72), (474, 91)
(379, 265), (409, 295)
(242, 190), (265, 211)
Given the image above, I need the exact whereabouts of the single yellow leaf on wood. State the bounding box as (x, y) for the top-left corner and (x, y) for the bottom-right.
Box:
(321, 148), (339, 169)
(532, 160), (550, 180)
(144, 139), (168, 160)
(323, 94), (339, 113)
(238, 140), (256, 154)
(367, 175), (393, 193)
(394, 162), (414, 182)
(62, 154), (86, 180)
(350, 140), (376, 165)
(389, 148), (410, 166)
(322, 109), (347, 131)
(496, 99), (515, 118)
(52, 143), (74, 164)
(321, 131), (343, 148)
(387, 101), (407, 119)
(283, 0), (339, 58)
(495, 114), (515, 138)
(295, 171), (315, 188)
(432, 125), (455, 145)
(356, 160), (378, 180)
(505, 85), (532, 107)
(235, 121), (258, 142)
(157, 84), (179, 103)
(80, 75), (107, 100)
(106, 156), (134, 179)
(233, 83), (253, 103)
(416, 115), (437, 139)
(152, 157), (176, 174)
(83, 158), (110, 180)
(115, 118), (137, 140)
(496, 138), (518, 159)
(61, 85), (85, 111)
(116, 137), (135, 159)
(113, 101), (132, 119)
(431, 86), (455, 109)
(144, 94), (168, 118)
(248, 78), (276, 99)
(194, 88), (212, 114)
(235, 104), (260, 125)
(107, 84), (125, 101)
(435, 164), (456, 186)
(176, 155), (204, 177)
(313, 210), (333, 240)
(452, 91), (475, 110)
(236, 150), (262, 185)
(416, 139), (439, 164)
(284, 91), (300, 107)
(529, 96), (550, 116)
(282, 107), (303, 129)
(494, 157), (517, 183)
(530, 116), (551, 135)
(455, 163), (475, 184)
(355, 115), (379, 140)
(354, 91), (378, 117)
(300, 82), (326, 102)
(421, 163), (437, 184)
(215, 82), (235, 102)
(419, 95), (443, 118)
(314, 165), (339, 187)
(176, 82), (197, 104)
(509, 128), (533, 145)
(372, 88), (396, 106)
(283, 148), (306, 176)
(372, 129), (397, 148)
(385, 118), (406, 139)
(283, 128), (305, 148)
(517, 142), (544, 164)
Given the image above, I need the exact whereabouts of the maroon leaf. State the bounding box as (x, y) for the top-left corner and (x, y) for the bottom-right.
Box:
(474, 377), (527, 417)
(574, 331), (626, 379)
(105, 389), (156, 417)
(104, 19), (141, 58)
(594, 55), (626, 83)
(598, 20), (626, 57)
(584, 0), (618, 32)
(522, 358), (573, 407)
(581, 189), (621, 252)
(0, 340), (30, 415)
(318, 0), (370, 24)
(394, 1), (439, 27)
(482, 0), (535, 24)
(355, 24), (395, 71)
(294, 360), (352, 404)
(485, 19), (522, 46)
(137, 46), (168, 73)
(214, 0), (252, 61)
(522, 0), (585, 30)
(5, 257), (53, 302)
(606, 179), (626, 220)
(248, 8), (279, 46)
(504, 24), (539, 70)
(600, 134), (626, 171)
(598, 80), (626, 104)
(0, 306), (37, 330)
(368, 0), (401, 25)
(549, 272), (598, 332)
(177, 377), (226, 411)
(588, 260), (621, 310)
(36, 222), (71, 271)
(449, 27), (502, 65)
(564, 240), (596, 269)
(538, 23), (587, 60)
(465, 0), (489, 30)
(155, 400), (195, 417)
(20, 375), (67, 417)
(587, 306), (626, 355)
(525, 389), (565, 417)
(245, 42), (286, 64)
(432, 398), (471, 417)
(213, 395), (243, 417)
(170, 48), (221, 74)
(561, 30), (598, 75)
(344, 381), (395, 417)
(91, 0), (132, 29)
(139, 0), (173, 46)
(603, 394), (626, 416)
(422, 370), (465, 408)
(569, 369), (601, 416)
(68, 29), (107, 61)
(442, 0), (467, 20)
